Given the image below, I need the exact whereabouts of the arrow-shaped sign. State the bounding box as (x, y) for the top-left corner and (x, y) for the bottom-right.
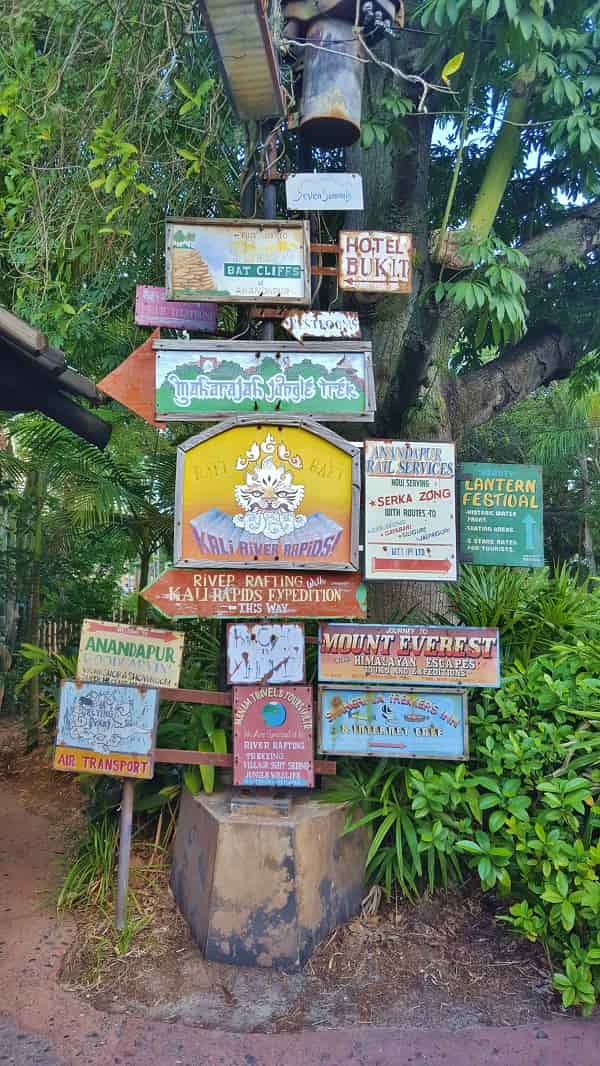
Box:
(142, 569), (367, 620)
(372, 558), (453, 574)
(98, 329), (163, 427)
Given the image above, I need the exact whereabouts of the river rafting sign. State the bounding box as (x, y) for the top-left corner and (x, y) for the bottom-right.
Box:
(459, 463), (544, 567)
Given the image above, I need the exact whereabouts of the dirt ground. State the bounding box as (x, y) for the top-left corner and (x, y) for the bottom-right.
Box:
(0, 718), (562, 1036)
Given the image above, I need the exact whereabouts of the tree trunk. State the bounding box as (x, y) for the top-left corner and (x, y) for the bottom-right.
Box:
(135, 546), (152, 625)
(580, 453), (596, 575)
(26, 471), (45, 747)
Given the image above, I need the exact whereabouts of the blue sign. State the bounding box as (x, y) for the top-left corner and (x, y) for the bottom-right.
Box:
(57, 681), (159, 757)
(318, 686), (468, 761)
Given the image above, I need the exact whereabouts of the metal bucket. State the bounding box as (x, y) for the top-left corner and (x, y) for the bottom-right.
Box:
(300, 18), (364, 148)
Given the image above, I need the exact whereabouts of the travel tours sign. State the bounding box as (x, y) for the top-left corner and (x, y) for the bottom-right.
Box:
(338, 230), (413, 294)
(459, 463), (544, 568)
(174, 417), (360, 571)
(318, 686), (468, 761)
(364, 440), (457, 581)
(233, 684), (314, 787)
(77, 619), (184, 688)
(154, 340), (375, 421)
(54, 680), (159, 779)
(141, 569), (367, 620)
(166, 218), (311, 304)
(318, 624), (500, 688)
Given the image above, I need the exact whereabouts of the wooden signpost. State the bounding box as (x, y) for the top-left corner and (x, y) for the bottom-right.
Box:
(338, 231), (413, 294)
(155, 340), (375, 421)
(233, 684), (314, 787)
(459, 463), (544, 568)
(166, 219), (311, 305)
(318, 623), (501, 688)
(285, 172), (364, 211)
(98, 329), (164, 428)
(135, 285), (218, 332)
(77, 619), (184, 688)
(54, 679), (160, 931)
(364, 439), (457, 581)
(142, 568), (368, 619)
(318, 686), (469, 761)
(174, 416), (360, 571)
(227, 622), (305, 685)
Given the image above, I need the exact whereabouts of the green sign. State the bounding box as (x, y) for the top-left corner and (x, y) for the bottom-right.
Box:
(459, 463), (544, 568)
(154, 341), (375, 422)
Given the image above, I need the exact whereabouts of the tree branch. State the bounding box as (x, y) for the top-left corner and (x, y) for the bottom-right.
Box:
(520, 199), (600, 288)
(443, 326), (578, 437)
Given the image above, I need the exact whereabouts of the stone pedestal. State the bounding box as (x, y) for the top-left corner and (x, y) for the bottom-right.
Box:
(171, 787), (370, 970)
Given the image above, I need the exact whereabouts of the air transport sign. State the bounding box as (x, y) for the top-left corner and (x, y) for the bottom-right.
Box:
(364, 440), (457, 581)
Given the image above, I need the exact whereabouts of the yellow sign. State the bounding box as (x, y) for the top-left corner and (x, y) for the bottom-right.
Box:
(174, 417), (360, 570)
(54, 745), (154, 779)
(77, 619), (184, 688)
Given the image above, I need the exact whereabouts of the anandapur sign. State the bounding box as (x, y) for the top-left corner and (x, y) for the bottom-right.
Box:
(77, 619), (184, 688)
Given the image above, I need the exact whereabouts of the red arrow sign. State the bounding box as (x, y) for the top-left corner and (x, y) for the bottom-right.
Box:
(372, 558), (453, 573)
(142, 569), (367, 620)
(98, 329), (163, 427)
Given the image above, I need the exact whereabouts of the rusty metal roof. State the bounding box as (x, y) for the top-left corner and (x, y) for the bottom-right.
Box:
(198, 0), (285, 120)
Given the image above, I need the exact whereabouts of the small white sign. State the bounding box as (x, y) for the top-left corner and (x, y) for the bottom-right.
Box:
(227, 623), (305, 685)
(364, 440), (457, 582)
(286, 173), (363, 212)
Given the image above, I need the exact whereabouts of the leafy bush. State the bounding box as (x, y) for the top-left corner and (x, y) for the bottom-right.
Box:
(328, 567), (600, 1013)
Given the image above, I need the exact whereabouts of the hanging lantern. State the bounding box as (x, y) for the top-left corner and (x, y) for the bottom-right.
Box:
(299, 18), (364, 147)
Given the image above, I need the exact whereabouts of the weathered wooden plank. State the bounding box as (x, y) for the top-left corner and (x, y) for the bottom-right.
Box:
(154, 747), (337, 774)
(159, 686), (232, 706)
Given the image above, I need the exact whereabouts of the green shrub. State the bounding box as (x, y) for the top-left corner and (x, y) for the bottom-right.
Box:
(328, 567), (600, 1013)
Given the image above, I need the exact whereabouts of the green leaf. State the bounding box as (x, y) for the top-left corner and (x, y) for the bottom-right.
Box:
(561, 900), (576, 931)
(487, 0), (500, 17)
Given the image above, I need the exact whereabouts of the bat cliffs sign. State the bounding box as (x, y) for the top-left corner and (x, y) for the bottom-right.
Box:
(174, 416), (360, 571)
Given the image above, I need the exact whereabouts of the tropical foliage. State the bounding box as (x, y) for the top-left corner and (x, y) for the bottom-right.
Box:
(326, 566), (600, 1012)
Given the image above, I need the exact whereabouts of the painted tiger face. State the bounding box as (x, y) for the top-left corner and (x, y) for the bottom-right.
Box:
(234, 457), (305, 514)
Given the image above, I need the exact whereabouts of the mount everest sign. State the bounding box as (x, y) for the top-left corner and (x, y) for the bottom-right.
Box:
(174, 416), (360, 571)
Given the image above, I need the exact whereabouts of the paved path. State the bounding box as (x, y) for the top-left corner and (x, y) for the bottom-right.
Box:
(1, 782), (598, 1065)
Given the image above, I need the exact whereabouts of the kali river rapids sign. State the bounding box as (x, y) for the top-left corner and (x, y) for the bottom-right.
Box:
(155, 340), (375, 421)
(364, 440), (457, 581)
(233, 685), (314, 787)
(459, 463), (544, 568)
(77, 619), (184, 688)
(318, 624), (500, 688)
(319, 686), (468, 761)
(54, 680), (159, 779)
(174, 417), (360, 571)
(142, 569), (367, 619)
(166, 218), (311, 305)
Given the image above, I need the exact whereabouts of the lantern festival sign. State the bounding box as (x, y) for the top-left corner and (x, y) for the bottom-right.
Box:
(338, 231), (413, 294)
(364, 440), (457, 581)
(54, 681), (159, 779)
(459, 463), (544, 568)
(142, 569), (367, 620)
(77, 619), (184, 688)
(318, 686), (468, 761)
(155, 340), (375, 421)
(227, 623), (305, 685)
(174, 416), (360, 571)
(233, 685), (314, 787)
(166, 219), (311, 305)
(318, 624), (500, 688)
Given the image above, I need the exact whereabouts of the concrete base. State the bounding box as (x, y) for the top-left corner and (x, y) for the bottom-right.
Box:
(171, 787), (370, 970)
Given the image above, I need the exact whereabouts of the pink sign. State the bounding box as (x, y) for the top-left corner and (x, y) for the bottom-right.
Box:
(135, 286), (217, 332)
(233, 685), (314, 788)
